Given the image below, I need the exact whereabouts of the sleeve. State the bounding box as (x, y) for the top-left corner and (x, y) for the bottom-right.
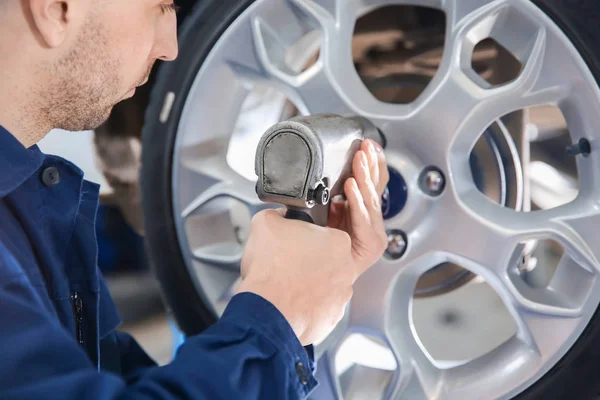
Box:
(0, 256), (318, 400)
(114, 331), (158, 384)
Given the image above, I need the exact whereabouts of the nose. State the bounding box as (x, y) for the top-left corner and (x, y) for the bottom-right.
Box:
(153, 14), (179, 62)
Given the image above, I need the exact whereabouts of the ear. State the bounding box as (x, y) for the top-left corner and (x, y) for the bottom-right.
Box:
(29, 0), (71, 48)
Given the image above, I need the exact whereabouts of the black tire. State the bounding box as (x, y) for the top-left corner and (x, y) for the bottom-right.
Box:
(141, 0), (600, 398)
(141, 0), (254, 335)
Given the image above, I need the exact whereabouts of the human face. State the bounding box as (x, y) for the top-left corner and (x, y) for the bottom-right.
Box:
(39, 0), (179, 132)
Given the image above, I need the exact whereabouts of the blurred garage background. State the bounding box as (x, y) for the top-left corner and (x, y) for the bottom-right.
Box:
(39, 130), (180, 366)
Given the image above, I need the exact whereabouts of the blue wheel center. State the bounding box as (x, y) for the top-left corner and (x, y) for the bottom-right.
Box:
(382, 167), (408, 220)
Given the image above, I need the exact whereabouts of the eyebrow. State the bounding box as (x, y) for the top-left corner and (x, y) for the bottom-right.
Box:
(161, 1), (181, 13)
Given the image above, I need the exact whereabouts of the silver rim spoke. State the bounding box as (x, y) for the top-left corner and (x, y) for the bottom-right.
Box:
(441, 337), (538, 399)
(349, 251), (444, 399)
(191, 243), (243, 270)
(445, 0), (503, 29)
(182, 180), (268, 271)
(406, 1), (569, 167)
(459, 191), (600, 276)
(554, 207), (600, 273)
(288, 0), (336, 31)
(514, 306), (581, 361)
(292, 0), (417, 118)
(182, 180), (265, 219)
(226, 8), (355, 116)
(438, 192), (600, 393)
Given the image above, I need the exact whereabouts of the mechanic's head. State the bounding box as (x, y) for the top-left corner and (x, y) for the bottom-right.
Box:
(0, 0), (178, 136)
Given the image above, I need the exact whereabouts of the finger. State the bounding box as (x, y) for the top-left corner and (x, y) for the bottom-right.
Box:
(353, 150), (383, 221)
(362, 139), (379, 191)
(373, 142), (390, 196)
(344, 177), (370, 235)
(327, 202), (345, 229)
(345, 177), (382, 267)
(378, 168), (389, 196)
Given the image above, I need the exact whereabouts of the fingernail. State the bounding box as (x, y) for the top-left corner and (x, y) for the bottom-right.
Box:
(372, 141), (383, 154)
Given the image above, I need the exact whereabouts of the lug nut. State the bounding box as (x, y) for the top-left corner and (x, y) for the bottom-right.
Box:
(386, 230), (407, 260)
(419, 166), (446, 196)
(425, 171), (444, 192)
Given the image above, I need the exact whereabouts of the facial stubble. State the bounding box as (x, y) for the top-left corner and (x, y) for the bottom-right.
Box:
(37, 16), (122, 132)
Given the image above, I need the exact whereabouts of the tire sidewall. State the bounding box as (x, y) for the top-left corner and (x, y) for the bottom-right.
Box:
(142, 0), (257, 335)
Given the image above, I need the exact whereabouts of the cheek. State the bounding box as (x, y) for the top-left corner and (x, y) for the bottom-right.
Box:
(107, 16), (156, 78)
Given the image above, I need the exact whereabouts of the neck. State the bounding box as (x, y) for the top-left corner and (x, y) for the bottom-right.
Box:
(0, 10), (52, 149)
(0, 68), (51, 149)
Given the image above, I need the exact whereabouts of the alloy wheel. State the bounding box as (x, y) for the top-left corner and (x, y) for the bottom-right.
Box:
(169, 0), (600, 398)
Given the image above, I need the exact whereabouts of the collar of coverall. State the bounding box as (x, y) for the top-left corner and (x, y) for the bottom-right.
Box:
(0, 125), (45, 198)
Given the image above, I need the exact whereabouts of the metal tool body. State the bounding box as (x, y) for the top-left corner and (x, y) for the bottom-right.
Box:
(255, 114), (384, 226)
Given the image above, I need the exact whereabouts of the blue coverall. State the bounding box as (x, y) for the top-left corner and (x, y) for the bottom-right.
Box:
(0, 125), (318, 399)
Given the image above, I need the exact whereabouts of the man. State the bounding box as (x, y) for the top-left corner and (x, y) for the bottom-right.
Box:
(0, 0), (389, 399)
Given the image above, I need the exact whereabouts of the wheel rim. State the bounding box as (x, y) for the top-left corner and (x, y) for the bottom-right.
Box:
(170, 0), (600, 398)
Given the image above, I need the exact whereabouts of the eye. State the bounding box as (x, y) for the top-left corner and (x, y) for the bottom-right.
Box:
(160, 3), (180, 14)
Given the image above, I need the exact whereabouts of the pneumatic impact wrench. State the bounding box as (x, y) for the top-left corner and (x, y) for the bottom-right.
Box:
(254, 114), (386, 226)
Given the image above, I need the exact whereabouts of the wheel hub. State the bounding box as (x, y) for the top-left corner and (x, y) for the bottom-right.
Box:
(381, 167), (408, 220)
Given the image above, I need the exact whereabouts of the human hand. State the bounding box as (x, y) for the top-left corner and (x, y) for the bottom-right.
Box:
(237, 139), (389, 346)
(327, 139), (390, 262)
